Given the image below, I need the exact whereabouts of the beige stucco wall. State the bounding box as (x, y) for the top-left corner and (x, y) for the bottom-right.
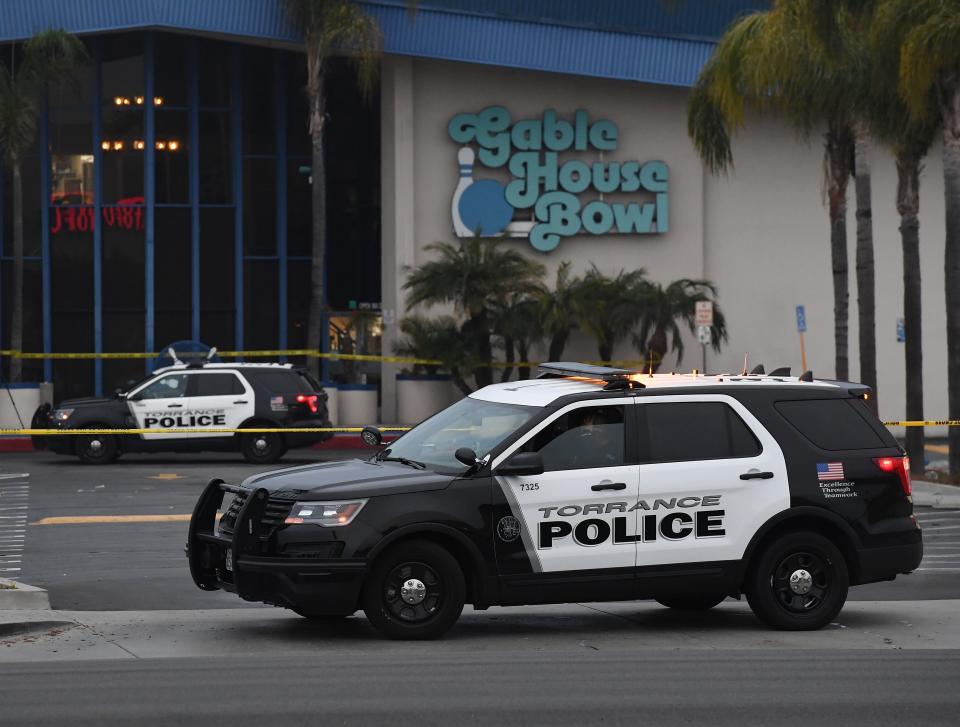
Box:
(381, 54), (949, 431)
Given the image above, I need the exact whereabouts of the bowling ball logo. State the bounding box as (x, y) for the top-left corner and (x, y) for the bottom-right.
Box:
(452, 147), (514, 237)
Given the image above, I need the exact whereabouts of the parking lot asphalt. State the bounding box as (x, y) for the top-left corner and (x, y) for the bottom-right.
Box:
(2, 450), (958, 610)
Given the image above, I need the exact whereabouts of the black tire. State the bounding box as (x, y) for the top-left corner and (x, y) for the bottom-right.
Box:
(240, 432), (286, 464)
(655, 593), (727, 611)
(75, 431), (119, 464)
(745, 531), (849, 631)
(362, 540), (465, 640)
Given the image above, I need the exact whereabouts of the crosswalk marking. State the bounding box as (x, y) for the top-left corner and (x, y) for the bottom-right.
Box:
(0, 477), (28, 575)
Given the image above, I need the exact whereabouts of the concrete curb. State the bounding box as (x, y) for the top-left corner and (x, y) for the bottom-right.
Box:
(0, 579), (51, 610)
(912, 479), (960, 509)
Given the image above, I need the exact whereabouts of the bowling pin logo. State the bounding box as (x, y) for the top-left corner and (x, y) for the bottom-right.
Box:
(450, 146), (515, 238)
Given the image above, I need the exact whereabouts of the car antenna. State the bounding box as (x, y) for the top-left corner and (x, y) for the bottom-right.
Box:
(741, 353), (749, 376)
(167, 347), (182, 365)
(206, 346), (218, 361)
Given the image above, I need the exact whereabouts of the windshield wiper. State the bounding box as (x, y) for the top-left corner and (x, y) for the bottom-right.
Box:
(377, 456), (427, 470)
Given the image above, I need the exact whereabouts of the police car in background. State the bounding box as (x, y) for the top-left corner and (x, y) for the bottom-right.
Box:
(187, 362), (922, 639)
(33, 353), (332, 464)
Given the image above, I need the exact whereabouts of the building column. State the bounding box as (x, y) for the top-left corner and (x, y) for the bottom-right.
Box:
(379, 56), (415, 424)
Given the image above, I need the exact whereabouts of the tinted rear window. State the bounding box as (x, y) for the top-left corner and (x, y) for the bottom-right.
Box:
(642, 402), (761, 463)
(775, 398), (886, 450)
(254, 371), (313, 394)
(193, 373), (245, 396)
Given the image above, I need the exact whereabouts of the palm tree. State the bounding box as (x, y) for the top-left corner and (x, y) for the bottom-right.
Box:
(574, 266), (647, 363)
(633, 279), (728, 373)
(395, 314), (476, 394)
(403, 237), (544, 388)
(494, 293), (543, 381)
(869, 8), (941, 477)
(283, 0), (381, 380)
(879, 0), (960, 474)
(0, 30), (86, 381)
(538, 262), (584, 361)
(688, 1), (872, 385)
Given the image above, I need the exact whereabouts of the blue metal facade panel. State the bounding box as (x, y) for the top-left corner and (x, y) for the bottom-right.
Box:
(0, 0), (729, 87)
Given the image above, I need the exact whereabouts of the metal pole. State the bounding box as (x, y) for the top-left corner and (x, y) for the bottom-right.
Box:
(702, 343), (706, 374)
(799, 331), (808, 372)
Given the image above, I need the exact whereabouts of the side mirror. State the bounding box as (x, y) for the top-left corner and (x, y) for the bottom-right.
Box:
(360, 426), (383, 447)
(495, 452), (544, 477)
(113, 388), (127, 400)
(454, 447), (480, 467)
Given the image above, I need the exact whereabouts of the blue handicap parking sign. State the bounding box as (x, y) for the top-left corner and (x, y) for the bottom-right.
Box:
(795, 305), (807, 333)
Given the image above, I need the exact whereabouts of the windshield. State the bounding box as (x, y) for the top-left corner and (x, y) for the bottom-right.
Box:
(382, 396), (538, 472)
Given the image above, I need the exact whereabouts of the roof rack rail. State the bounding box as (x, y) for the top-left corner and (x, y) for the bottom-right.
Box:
(769, 366), (791, 376)
(537, 362), (634, 379)
(750, 364), (765, 375)
(799, 370), (814, 382)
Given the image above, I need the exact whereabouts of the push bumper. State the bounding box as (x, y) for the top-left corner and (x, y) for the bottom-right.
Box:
(186, 479), (365, 615)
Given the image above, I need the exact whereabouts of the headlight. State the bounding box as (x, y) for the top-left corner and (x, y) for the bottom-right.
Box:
(284, 499), (367, 526)
(53, 408), (74, 422)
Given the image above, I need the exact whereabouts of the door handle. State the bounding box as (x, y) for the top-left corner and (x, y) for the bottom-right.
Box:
(233, 400), (248, 404)
(592, 482), (627, 491)
(740, 471), (774, 480)
(167, 404), (183, 408)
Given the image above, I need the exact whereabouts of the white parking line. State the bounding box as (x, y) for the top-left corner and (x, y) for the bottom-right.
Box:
(0, 479), (28, 578)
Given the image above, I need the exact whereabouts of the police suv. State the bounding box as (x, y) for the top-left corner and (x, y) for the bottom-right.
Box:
(186, 362), (921, 639)
(33, 356), (332, 464)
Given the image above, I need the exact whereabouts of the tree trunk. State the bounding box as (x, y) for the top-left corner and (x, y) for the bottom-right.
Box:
(10, 154), (24, 383)
(597, 338), (613, 364)
(305, 42), (327, 381)
(943, 84), (960, 476)
(825, 123), (852, 381)
(500, 334), (514, 383)
(648, 326), (668, 374)
(548, 330), (568, 362)
(517, 340), (531, 380)
(853, 124), (877, 410)
(465, 313), (493, 388)
(450, 366), (474, 396)
(896, 153), (925, 477)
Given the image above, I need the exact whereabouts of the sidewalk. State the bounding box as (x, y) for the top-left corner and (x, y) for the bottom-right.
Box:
(913, 480), (960, 509)
(2, 599), (960, 661)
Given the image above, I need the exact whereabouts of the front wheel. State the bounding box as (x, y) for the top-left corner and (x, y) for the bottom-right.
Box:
(745, 531), (849, 630)
(76, 432), (119, 464)
(240, 432), (285, 464)
(362, 540), (465, 640)
(655, 593), (727, 611)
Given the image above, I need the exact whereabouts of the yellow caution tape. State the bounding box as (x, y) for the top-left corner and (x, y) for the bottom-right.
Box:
(0, 427), (411, 436)
(882, 420), (960, 427)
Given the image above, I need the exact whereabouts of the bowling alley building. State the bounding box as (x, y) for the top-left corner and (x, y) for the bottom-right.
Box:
(0, 0), (953, 428)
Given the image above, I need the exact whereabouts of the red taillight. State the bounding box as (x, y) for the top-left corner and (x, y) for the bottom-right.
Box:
(296, 394), (319, 414)
(873, 455), (911, 496)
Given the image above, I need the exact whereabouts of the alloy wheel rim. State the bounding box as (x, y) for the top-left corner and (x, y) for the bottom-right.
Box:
(384, 561), (442, 623)
(772, 551), (829, 614)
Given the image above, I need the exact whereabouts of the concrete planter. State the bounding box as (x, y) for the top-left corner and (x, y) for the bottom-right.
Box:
(321, 384), (339, 427)
(337, 384), (378, 427)
(397, 374), (454, 425)
(0, 383), (53, 429)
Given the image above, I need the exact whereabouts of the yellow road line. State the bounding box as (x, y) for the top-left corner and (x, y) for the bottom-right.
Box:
(32, 514), (203, 525)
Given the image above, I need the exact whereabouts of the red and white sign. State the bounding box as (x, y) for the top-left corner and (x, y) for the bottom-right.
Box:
(695, 301), (714, 327)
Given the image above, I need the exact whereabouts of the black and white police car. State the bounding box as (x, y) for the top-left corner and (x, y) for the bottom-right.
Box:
(186, 362), (922, 639)
(33, 350), (332, 464)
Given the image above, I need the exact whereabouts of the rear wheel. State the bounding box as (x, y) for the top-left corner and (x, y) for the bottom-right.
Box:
(655, 593), (727, 611)
(745, 531), (849, 630)
(362, 540), (465, 640)
(76, 431), (119, 464)
(240, 431), (286, 464)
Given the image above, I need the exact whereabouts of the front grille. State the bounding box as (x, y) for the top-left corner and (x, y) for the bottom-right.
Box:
(219, 490), (292, 537)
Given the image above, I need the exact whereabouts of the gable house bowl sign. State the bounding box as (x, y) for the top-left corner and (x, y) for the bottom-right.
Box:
(448, 106), (669, 252)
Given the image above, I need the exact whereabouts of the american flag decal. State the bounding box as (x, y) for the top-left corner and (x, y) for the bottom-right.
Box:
(817, 462), (845, 481)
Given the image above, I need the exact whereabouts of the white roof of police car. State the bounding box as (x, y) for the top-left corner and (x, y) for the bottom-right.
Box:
(469, 373), (840, 408)
(151, 362), (295, 375)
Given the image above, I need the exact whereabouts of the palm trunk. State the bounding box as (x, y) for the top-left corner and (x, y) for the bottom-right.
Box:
(896, 153), (924, 477)
(449, 366), (473, 396)
(943, 85), (960, 476)
(466, 313), (493, 388)
(825, 123), (852, 381)
(597, 338), (613, 364)
(517, 339), (531, 380)
(548, 330), (568, 361)
(853, 124), (877, 410)
(305, 41), (326, 381)
(500, 335), (514, 383)
(10, 153), (24, 383)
